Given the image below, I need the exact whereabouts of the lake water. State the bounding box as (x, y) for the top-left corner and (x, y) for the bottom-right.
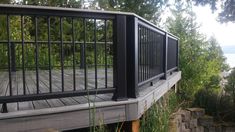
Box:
(224, 54), (235, 68)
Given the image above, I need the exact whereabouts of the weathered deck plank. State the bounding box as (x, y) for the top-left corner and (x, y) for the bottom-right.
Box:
(0, 72), (7, 110)
(7, 73), (18, 112)
(26, 71), (50, 109)
(17, 72), (35, 111)
(0, 69), (113, 112)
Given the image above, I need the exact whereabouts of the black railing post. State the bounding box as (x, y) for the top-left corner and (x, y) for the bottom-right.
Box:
(126, 16), (139, 98)
(112, 15), (127, 101)
(1, 103), (8, 113)
(11, 42), (16, 72)
(162, 33), (168, 79)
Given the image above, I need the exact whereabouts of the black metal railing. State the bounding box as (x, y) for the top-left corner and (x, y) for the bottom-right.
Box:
(0, 5), (179, 112)
(138, 21), (164, 84)
(126, 16), (179, 97)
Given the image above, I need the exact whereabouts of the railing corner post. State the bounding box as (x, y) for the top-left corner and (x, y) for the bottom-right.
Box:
(112, 15), (128, 101)
(126, 16), (139, 98)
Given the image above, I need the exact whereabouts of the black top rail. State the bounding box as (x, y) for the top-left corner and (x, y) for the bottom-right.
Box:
(0, 4), (179, 113)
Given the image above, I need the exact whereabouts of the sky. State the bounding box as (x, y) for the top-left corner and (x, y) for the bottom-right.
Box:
(193, 5), (235, 67)
(193, 5), (235, 46)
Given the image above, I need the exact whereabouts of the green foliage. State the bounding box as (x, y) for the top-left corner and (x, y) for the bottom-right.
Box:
(0, 15), (114, 70)
(20, 0), (81, 8)
(140, 91), (179, 132)
(166, 1), (227, 100)
(193, 88), (219, 117)
(225, 69), (235, 104)
(93, 0), (167, 24)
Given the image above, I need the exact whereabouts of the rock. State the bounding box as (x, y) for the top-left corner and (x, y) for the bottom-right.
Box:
(187, 108), (205, 119)
(182, 122), (190, 130)
(221, 122), (235, 132)
(195, 126), (204, 132)
(191, 127), (204, 132)
(189, 119), (198, 128)
(198, 115), (214, 127)
(179, 109), (191, 122)
(223, 126), (235, 132)
(208, 126), (216, 132)
(169, 113), (182, 132)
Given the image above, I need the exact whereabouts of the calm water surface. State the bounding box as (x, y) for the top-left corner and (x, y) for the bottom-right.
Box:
(224, 54), (235, 68)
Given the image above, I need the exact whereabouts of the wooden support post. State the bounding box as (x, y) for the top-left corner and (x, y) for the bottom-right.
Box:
(121, 120), (140, 132)
(131, 119), (140, 132)
(174, 83), (178, 93)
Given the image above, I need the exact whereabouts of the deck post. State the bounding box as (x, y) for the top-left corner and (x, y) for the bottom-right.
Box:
(122, 120), (140, 132)
(131, 119), (140, 132)
(162, 33), (168, 79)
(1, 103), (8, 113)
(126, 16), (139, 98)
(112, 15), (127, 101)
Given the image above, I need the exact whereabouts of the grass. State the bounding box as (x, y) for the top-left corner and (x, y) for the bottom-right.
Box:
(140, 90), (180, 132)
(72, 90), (180, 132)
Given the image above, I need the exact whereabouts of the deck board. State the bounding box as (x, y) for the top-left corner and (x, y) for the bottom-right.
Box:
(38, 71), (66, 108)
(17, 71), (35, 111)
(7, 73), (18, 112)
(0, 69), (113, 112)
(0, 72), (10, 112)
(26, 71), (50, 109)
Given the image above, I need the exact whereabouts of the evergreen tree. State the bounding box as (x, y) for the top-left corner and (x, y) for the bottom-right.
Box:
(167, 1), (227, 99)
(93, 0), (168, 24)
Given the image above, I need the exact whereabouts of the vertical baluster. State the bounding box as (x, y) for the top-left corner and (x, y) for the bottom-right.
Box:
(83, 18), (87, 90)
(144, 27), (147, 81)
(35, 16), (39, 94)
(94, 19), (97, 89)
(104, 19), (108, 88)
(139, 26), (141, 82)
(140, 26), (144, 82)
(47, 17), (52, 93)
(21, 15), (26, 95)
(72, 18), (76, 91)
(147, 28), (150, 79)
(60, 17), (64, 92)
(7, 15), (12, 96)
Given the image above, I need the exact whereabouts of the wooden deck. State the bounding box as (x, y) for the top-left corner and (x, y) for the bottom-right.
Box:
(0, 69), (113, 112)
(0, 71), (181, 132)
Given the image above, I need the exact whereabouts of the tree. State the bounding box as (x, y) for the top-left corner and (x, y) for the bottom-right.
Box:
(18, 0), (82, 8)
(167, 1), (227, 99)
(93, 0), (168, 24)
(193, 0), (235, 22)
(225, 69), (235, 105)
